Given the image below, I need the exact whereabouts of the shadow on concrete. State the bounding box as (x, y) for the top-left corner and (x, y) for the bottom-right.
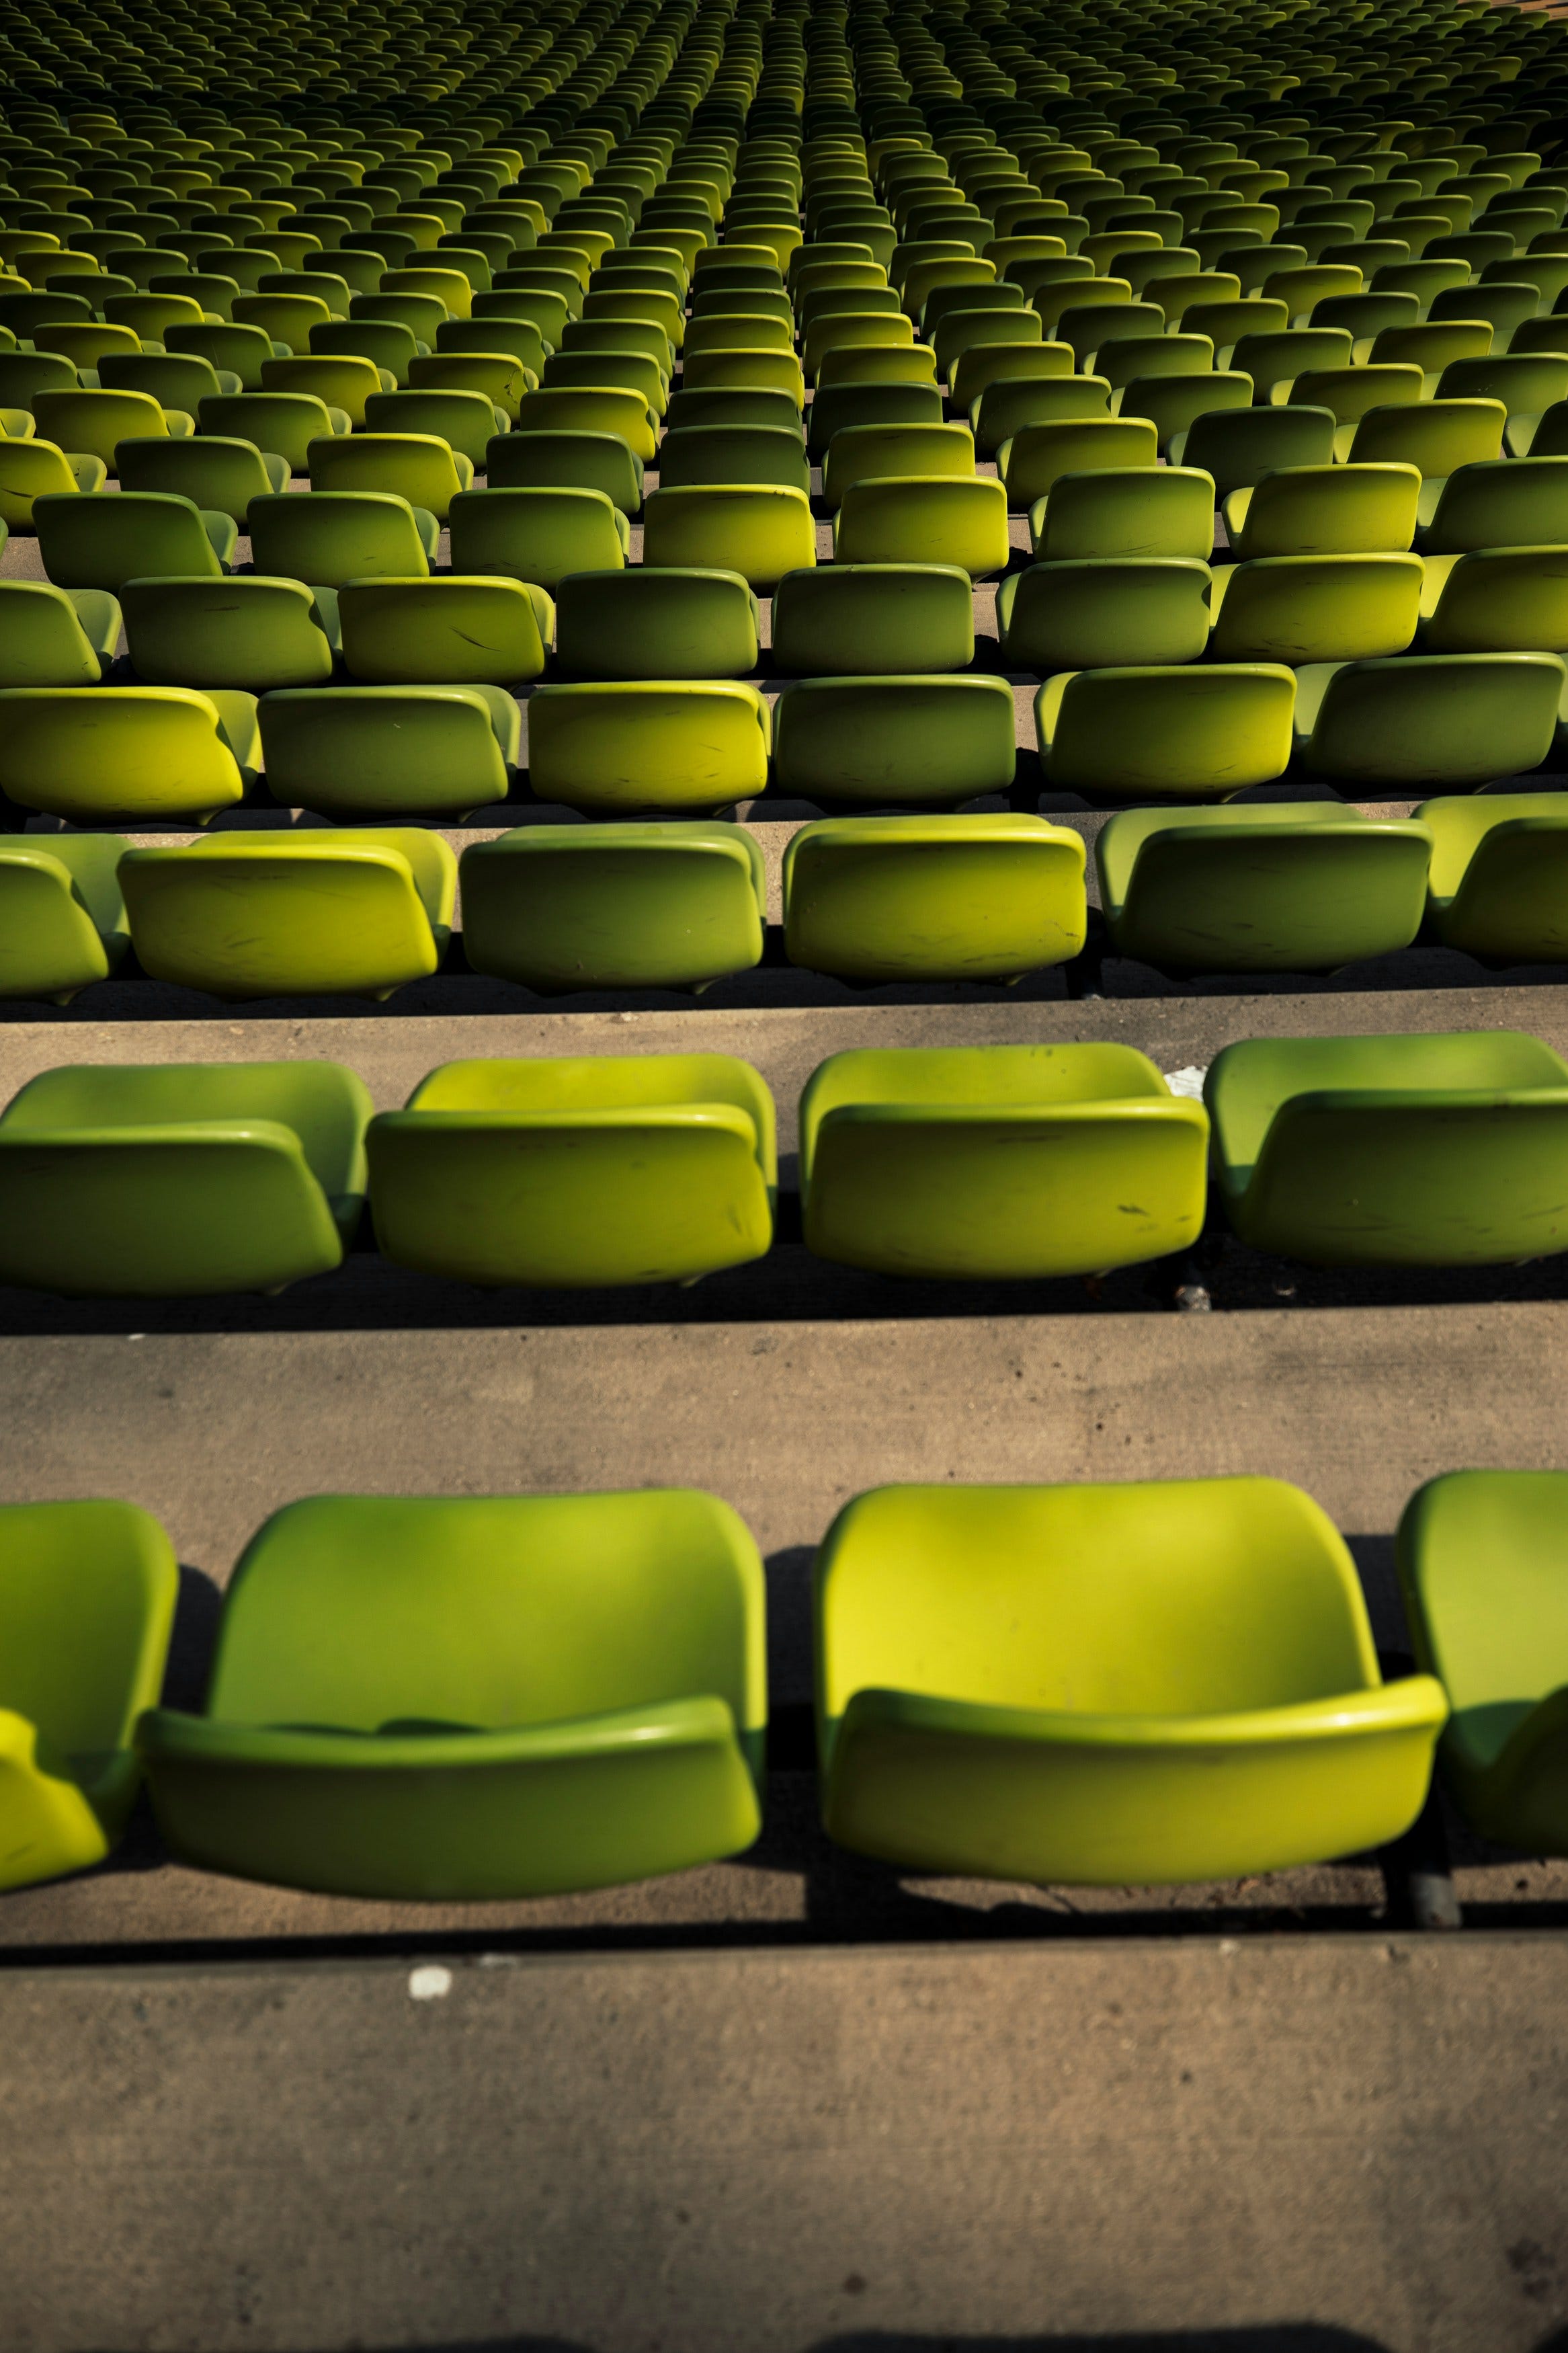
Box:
(814, 2335), (1393, 2352)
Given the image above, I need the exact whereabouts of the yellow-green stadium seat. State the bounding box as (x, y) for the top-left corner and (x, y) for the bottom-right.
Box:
(117, 435), (289, 524)
(200, 391), (349, 475)
(800, 1043), (1210, 1279)
(0, 834), (130, 1001)
(555, 569), (758, 680)
(527, 681), (772, 814)
(308, 430), (472, 522)
(1223, 463), (1421, 558)
(833, 476), (1008, 576)
(248, 489), (437, 586)
(770, 564), (974, 675)
(1418, 549), (1568, 655)
(1418, 791), (1568, 963)
(1294, 653), (1563, 787)
(258, 687), (519, 821)
(337, 577), (552, 688)
(0, 684), (257, 822)
(814, 1476), (1444, 1883)
(367, 1055), (776, 1287)
(642, 483), (815, 592)
(1030, 467), (1216, 560)
(120, 831), (456, 999)
(136, 1489), (767, 1899)
(0, 1499), (177, 1890)
(998, 559), (1212, 670)
(35, 489), (235, 588)
(657, 423), (811, 493)
(122, 576), (339, 692)
(1208, 554), (1423, 663)
(1097, 803), (1433, 974)
(1398, 1470), (1568, 1856)
(0, 1062), (372, 1293)
(1037, 664), (1296, 800)
(1206, 1030), (1568, 1266)
(0, 581), (119, 686)
(460, 824), (766, 992)
(772, 676), (1016, 807)
(783, 815), (1086, 982)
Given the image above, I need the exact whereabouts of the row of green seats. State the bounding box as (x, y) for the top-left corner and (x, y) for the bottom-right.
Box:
(1, 1030), (1567, 1296)
(7, 797), (1568, 1005)
(7, 1466), (1568, 1901)
(1, 648), (1562, 829)
(9, 542), (1568, 694)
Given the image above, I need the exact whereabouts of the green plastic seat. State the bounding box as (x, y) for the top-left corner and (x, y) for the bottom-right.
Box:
(165, 321), (279, 393)
(136, 1488), (766, 1899)
(1294, 654), (1563, 788)
(563, 317), (674, 372)
(337, 577), (551, 688)
(1223, 463), (1420, 559)
(314, 317), (423, 387)
(821, 421), (975, 511)
(1397, 1470), (1568, 1853)
(769, 564), (973, 676)
(307, 432), (473, 524)
(997, 416), (1156, 511)
(772, 676), (1016, 809)
(1430, 283), (1540, 342)
(368, 1054), (776, 1289)
(555, 569), (758, 681)
(200, 392), (348, 477)
(257, 354), (387, 430)
(360, 387), (503, 469)
(800, 1042), (1209, 1279)
(1346, 398), (1506, 475)
(657, 424), (811, 495)
(116, 435), (288, 524)
(0, 1500), (177, 1890)
(1037, 664), (1296, 801)
(817, 343), (938, 391)
(233, 292), (337, 352)
(120, 831), (456, 1000)
(98, 350), (238, 416)
(460, 824), (766, 992)
(815, 1476), (1446, 1884)
(258, 687), (518, 820)
(998, 559), (1212, 672)
(32, 387), (192, 476)
(528, 682), (771, 815)
(446, 484), (628, 589)
(1206, 1029), (1568, 1267)
(485, 428), (645, 516)
(641, 485), (815, 594)
(0, 684), (257, 823)
(1368, 321), (1493, 375)
(668, 388), (805, 441)
(36, 489), (235, 591)
(540, 348), (669, 420)
(121, 576), (339, 692)
(0, 581), (118, 687)
(805, 378), (943, 462)
(1118, 370), (1255, 454)
(1415, 458), (1568, 556)
(1437, 354), (1568, 453)
(1417, 791), (1568, 962)
(0, 1059), (372, 1293)
(1030, 467), (1216, 561)
(247, 489), (437, 588)
(511, 385), (658, 462)
(1171, 405), (1337, 498)
(1098, 803), (1433, 975)
(968, 372), (1108, 458)
(0, 350), (85, 411)
(1419, 549), (1568, 655)
(832, 476), (1008, 578)
(1208, 553), (1422, 664)
(783, 815), (1085, 984)
(950, 339), (1075, 414)
(0, 834), (130, 1000)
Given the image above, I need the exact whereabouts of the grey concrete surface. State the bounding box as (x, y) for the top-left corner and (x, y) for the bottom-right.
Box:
(3, 983), (1567, 1129)
(3, 1935), (1568, 2353)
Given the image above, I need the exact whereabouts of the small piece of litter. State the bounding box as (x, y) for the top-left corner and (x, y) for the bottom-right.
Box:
(408, 1964), (453, 2001)
(1163, 1066), (1208, 1101)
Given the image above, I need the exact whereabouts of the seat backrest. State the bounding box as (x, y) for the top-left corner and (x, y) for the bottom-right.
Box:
(1180, 403), (1337, 495)
(0, 1499), (177, 1759)
(99, 351), (222, 410)
(200, 391), (336, 473)
(1349, 397), (1506, 471)
(115, 434), (274, 522)
(35, 488), (220, 588)
(203, 1490), (765, 1736)
(1423, 456), (1568, 554)
(1040, 466), (1216, 559)
(813, 1476), (1374, 1726)
(165, 321), (275, 391)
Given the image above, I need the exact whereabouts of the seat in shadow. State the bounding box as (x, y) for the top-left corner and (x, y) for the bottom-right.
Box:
(136, 1489), (767, 1898)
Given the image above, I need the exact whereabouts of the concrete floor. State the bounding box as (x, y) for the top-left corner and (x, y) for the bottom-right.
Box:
(5, 1936), (1568, 2353)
